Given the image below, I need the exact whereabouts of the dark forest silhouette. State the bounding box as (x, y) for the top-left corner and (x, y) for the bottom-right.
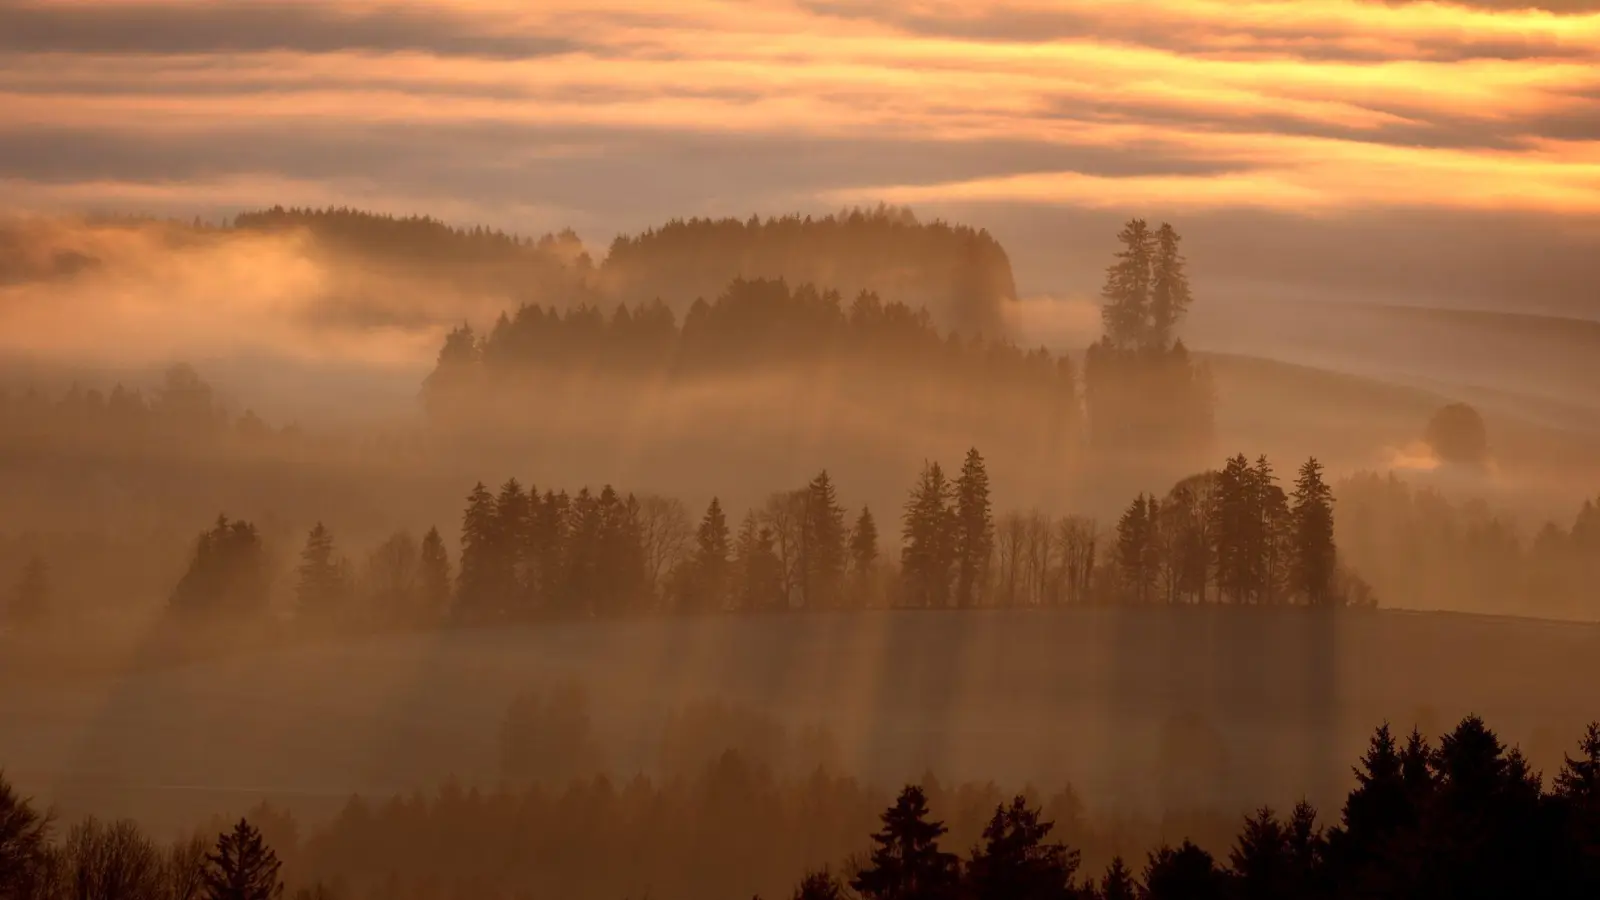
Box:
(2, 714), (1598, 900)
(155, 448), (1367, 631)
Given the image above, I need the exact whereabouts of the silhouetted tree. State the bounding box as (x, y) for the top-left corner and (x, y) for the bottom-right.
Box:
(1140, 841), (1225, 900)
(684, 498), (731, 612)
(1100, 220), (1153, 350)
(202, 820), (281, 900)
(951, 449), (994, 609)
(417, 527), (451, 625)
(296, 523), (349, 623)
(455, 482), (499, 622)
(801, 472), (847, 610)
(1093, 857), (1136, 900)
(848, 506), (881, 608)
(169, 516), (268, 618)
(901, 463), (954, 608)
(1291, 458), (1338, 605)
(793, 869), (847, 900)
(852, 786), (959, 900)
(0, 774), (51, 899)
(962, 796), (1080, 900)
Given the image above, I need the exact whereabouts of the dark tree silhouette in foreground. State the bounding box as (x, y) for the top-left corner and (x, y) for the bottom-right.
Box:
(202, 820), (281, 900)
(852, 786), (959, 900)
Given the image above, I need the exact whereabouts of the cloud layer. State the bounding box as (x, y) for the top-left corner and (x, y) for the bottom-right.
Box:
(3, 0), (1599, 310)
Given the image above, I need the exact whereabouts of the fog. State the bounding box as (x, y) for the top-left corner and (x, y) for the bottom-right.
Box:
(2, 204), (1599, 900)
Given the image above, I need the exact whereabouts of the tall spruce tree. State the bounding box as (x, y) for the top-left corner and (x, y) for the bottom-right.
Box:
(1116, 494), (1157, 604)
(963, 796), (1080, 900)
(1100, 219), (1154, 350)
(1291, 457), (1338, 605)
(802, 471), (847, 609)
(851, 786), (959, 900)
(849, 506), (880, 608)
(295, 523), (347, 622)
(202, 819), (281, 900)
(456, 482), (498, 622)
(901, 462), (954, 608)
(1149, 223), (1192, 350)
(417, 527), (452, 626)
(493, 479), (531, 618)
(1095, 857), (1137, 900)
(952, 448), (994, 609)
(689, 497), (731, 612)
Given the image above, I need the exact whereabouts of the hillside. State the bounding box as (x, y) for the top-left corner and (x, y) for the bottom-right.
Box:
(5, 608), (1596, 835)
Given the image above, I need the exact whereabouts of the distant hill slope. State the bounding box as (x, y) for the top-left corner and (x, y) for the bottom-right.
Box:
(232, 205), (1019, 334)
(4, 608), (1597, 832)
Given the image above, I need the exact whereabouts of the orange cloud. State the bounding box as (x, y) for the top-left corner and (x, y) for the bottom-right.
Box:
(2, 0), (1598, 216)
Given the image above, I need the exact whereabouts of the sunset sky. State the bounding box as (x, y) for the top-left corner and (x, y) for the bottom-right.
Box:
(4, 0), (1599, 311)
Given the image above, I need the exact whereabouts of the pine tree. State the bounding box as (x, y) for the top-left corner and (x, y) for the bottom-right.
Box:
(7, 556), (48, 628)
(1253, 456), (1291, 605)
(952, 448), (994, 609)
(901, 462), (954, 608)
(456, 482), (498, 622)
(202, 819), (281, 900)
(1100, 219), (1154, 350)
(417, 527), (451, 626)
(1291, 457), (1338, 605)
(963, 796), (1080, 900)
(493, 478), (531, 618)
(801, 471), (847, 609)
(295, 523), (347, 623)
(848, 506), (880, 608)
(687, 497), (731, 612)
(1149, 223), (1192, 350)
(733, 511), (783, 611)
(1116, 494), (1156, 604)
(1141, 841), (1225, 900)
(851, 786), (959, 900)
(1095, 857), (1137, 900)
(1229, 808), (1291, 900)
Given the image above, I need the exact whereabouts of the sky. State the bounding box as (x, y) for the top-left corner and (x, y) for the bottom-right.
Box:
(3, 0), (1600, 313)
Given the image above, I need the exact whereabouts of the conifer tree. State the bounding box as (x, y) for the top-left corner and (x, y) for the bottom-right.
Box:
(1253, 456), (1291, 605)
(733, 511), (783, 611)
(494, 479), (531, 617)
(851, 786), (959, 900)
(1149, 223), (1192, 350)
(963, 796), (1080, 900)
(1100, 219), (1154, 350)
(7, 556), (48, 628)
(1229, 808), (1291, 900)
(801, 471), (847, 609)
(952, 448), (994, 609)
(202, 819), (281, 900)
(1095, 857), (1137, 900)
(688, 497), (731, 612)
(295, 523), (347, 622)
(901, 462), (954, 608)
(417, 527), (452, 626)
(1116, 495), (1157, 604)
(1291, 457), (1338, 605)
(456, 482), (498, 622)
(1141, 841), (1225, 900)
(848, 506), (880, 607)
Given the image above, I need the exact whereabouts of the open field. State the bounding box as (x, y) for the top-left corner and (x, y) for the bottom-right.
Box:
(4, 608), (1596, 836)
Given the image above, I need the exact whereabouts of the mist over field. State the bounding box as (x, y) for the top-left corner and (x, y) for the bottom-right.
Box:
(4, 2), (1600, 899)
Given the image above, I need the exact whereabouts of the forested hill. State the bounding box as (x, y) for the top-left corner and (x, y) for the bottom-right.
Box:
(601, 209), (1017, 334)
(230, 205), (1019, 334)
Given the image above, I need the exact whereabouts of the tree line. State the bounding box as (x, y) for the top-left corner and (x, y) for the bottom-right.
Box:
(156, 447), (1364, 630)
(3, 714), (1596, 900)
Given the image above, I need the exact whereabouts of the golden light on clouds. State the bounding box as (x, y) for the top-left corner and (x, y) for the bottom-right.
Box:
(2, 0), (1598, 216)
